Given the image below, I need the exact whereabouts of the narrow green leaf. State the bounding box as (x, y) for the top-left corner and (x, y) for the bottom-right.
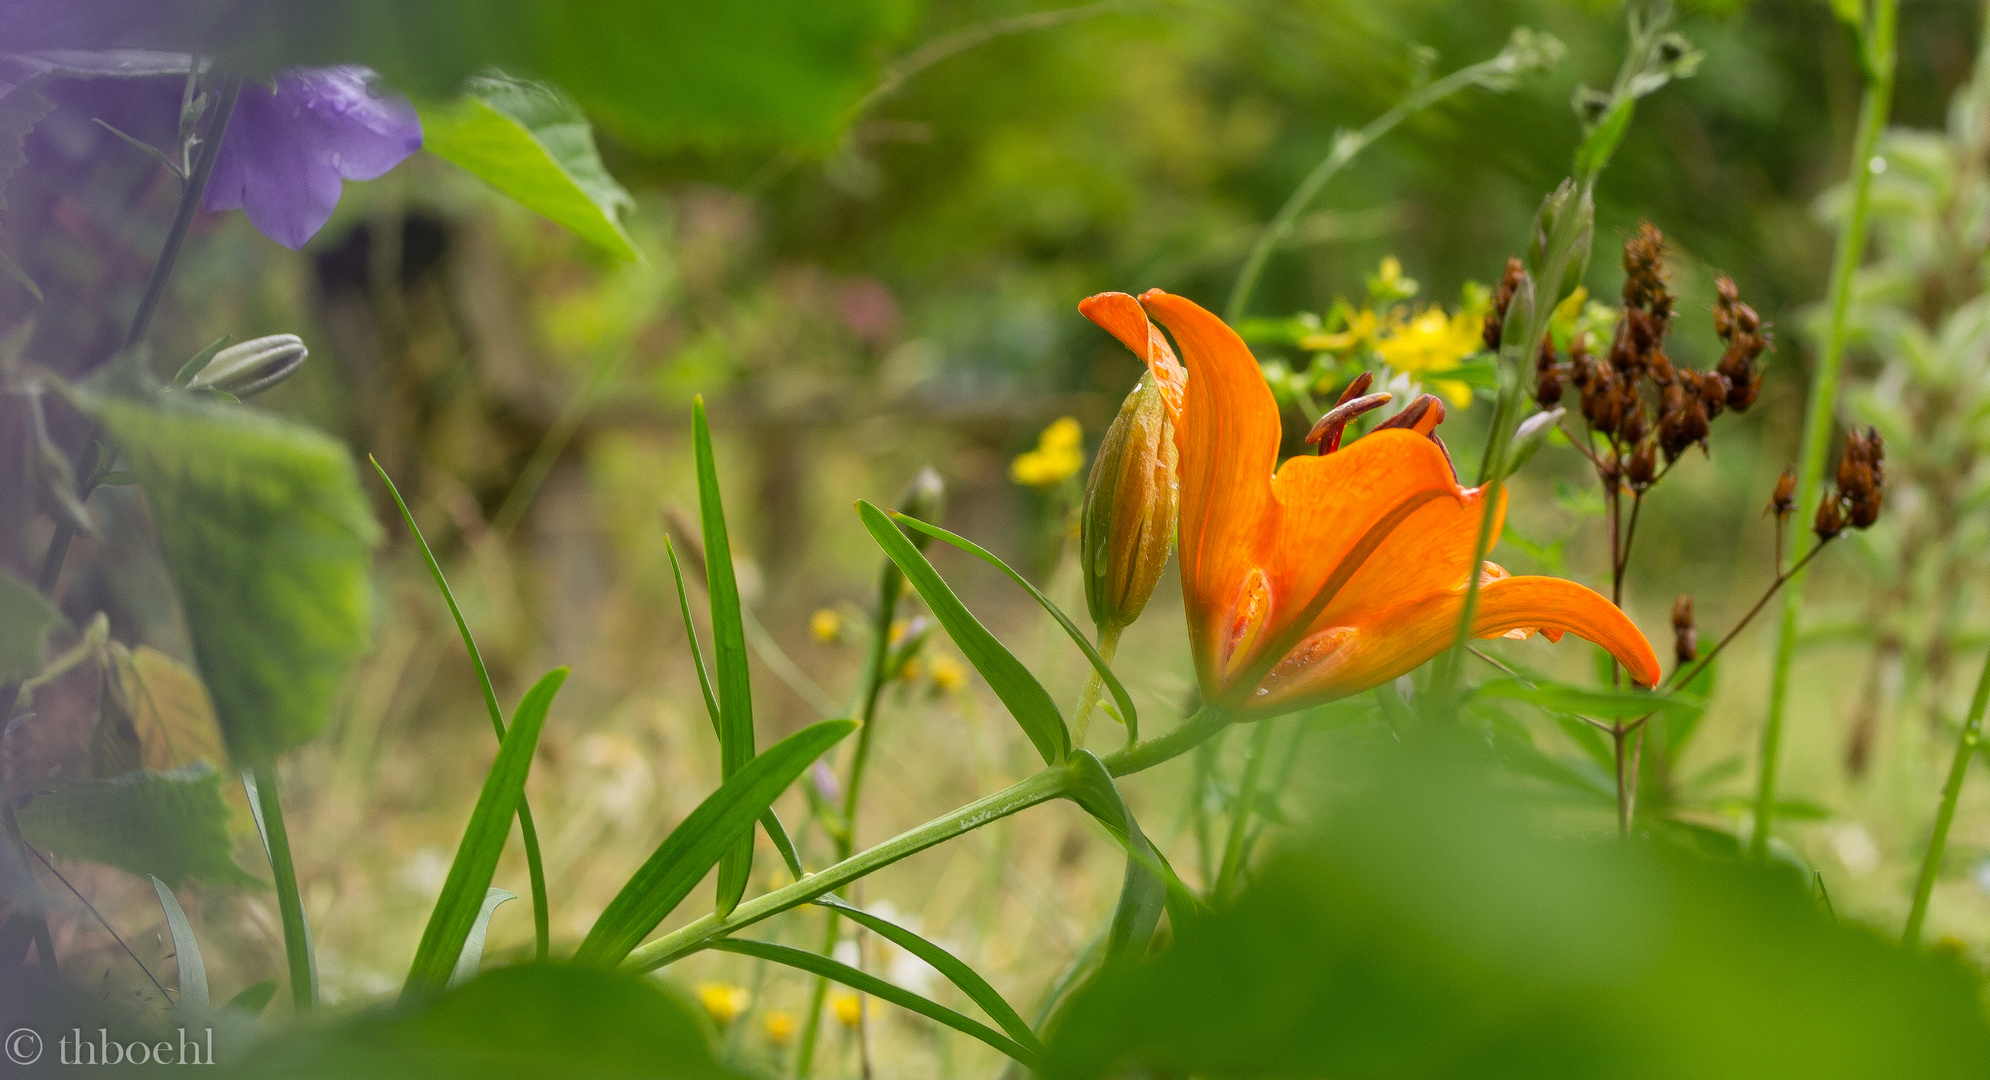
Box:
(222, 979), (278, 1018)
(373, 457), (552, 959)
(578, 718), (855, 967)
(815, 895), (1046, 1059)
(404, 668), (566, 997)
(91, 394), (378, 765)
(1064, 751), (1199, 960)
(420, 72), (638, 260)
(92, 116), (182, 178)
(857, 500), (1069, 765)
(150, 875), (208, 1013)
(17, 765), (252, 887)
(447, 888), (515, 990)
(892, 512), (1138, 741)
(691, 398), (756, 916)
(1575, 95), (1634, 178)
(708, 939), (1040, 1069)
(0, 569), (64, 684)
(1473, 677), (1698, 722)
(242, 764), (316, 1010)
(173, 335), (230, 387)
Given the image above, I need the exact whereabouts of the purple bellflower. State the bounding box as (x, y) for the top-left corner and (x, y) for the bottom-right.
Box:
(203, 67), (422, 250)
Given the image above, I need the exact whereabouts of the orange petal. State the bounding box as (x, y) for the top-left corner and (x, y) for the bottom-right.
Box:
(1079, 292), (1186, 424)
(1136, 290), (1278, 695)
(1254, 574), (1660, 711)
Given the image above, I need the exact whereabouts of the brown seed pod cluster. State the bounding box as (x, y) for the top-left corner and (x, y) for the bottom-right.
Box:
(1671, 595), (1697, 666)
(1485, 256), (1526, 353)
(1530, 222), (1771, 493)
(1813, 426), (1885, 540)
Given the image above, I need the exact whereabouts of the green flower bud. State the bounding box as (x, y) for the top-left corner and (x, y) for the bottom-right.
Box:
(186, 334), (308, 399)
(1081, 371), (1179, 633)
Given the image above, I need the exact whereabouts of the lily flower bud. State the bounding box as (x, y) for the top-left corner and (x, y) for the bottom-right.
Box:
(186, 334), (308, 399)
(1081, 370), (1180, 633)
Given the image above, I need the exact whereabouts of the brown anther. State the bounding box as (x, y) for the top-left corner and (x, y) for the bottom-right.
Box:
(1373, 393), (1445, 436)
(1768, 467), (1796, 518)
(1335, 370), (1376, 407)
(1306, 392), (1394, 455)
(1671, 595), (1697, 666)
(1429, 432), (1458, 480)
(1813, 493), (1846, 541)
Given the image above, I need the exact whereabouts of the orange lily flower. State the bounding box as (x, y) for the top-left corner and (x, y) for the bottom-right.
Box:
(1080, 289), (1660, 718)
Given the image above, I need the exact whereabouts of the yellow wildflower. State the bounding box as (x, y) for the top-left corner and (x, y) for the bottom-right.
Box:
(1366, 255), (1419, 303)
(809, 608), (843, 643)
(763, 1011), (796, 1046)
(929, 654), (968, 692)
(1374, 304), (1485, 408)
(887, 618), (910, 645)
(1010, 417), (1085, 488)
(897, 655), (924, 684)
(697, 983), (750, 1026)
(1299, 307), (1381, 353)
(831, 992), (864, 1030)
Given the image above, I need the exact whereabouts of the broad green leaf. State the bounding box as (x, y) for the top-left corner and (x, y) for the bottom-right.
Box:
(709, 938), (1040, 1068)
(815, 894), (1045, 1059)
(0, 569), (62, 684)
(114, 644), (228, 774)
(90, 394), (378, 765)
(1473, 677), (1698, 722)
(447, 888), (514, 990)
(892, 512), (1139, 742)
(690, 398), (756, 917)
(374, 457), (551, 960)
(857, 500), (1069, 765)
(404, 668), (565, 997)
(151, 875), (208, 1013)
(17, 765), (253, 887)
(576, 718), (856, 967)
(665, 536), (804, 884)
(227, 962), (746, 1080)
(223, 979), (278, 1018)
(420, 73), (637, 260)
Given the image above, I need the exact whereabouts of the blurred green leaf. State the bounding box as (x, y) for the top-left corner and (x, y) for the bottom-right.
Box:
(405, 668), (565, 998)
(815, 894), (1046, 1059)
(690, 397), (756, 918)
(1473, 677), (1698, 722)
(151, 875), (208, 1013)
(447, 888), (514, 991)
(857, 500), (1069, 765)
(420, 73), (637, 260)
(709, 938), (1040, 1068)
(1575, 95), (1634, 178)
(90, 394), (378, 765)
(0, 569), (62, 684)
(227, 962), (746, 1079)
(223, 979), (278, 1018)
(576, 718), (856, 967)
(17, 765), (252, 887)
(892, 511), (1138, 741)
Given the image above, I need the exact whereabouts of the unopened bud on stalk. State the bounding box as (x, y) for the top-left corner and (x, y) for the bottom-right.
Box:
(1671, 595), (1697, 666)
(894, 466), (946, 549)
(1081, 370), (1179, 633)
(186, 334), (308, 399)
(1813, 491), (1845, 541)
(1768, 467), (1796, 519)
(1505, 407), (1564, 476)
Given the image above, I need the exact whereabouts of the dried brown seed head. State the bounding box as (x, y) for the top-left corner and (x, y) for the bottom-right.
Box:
(1813, 493), (1846, 541)
(1485, 256), (1525, 353)
(1769, 467), (1796, 518)
(1671, 595), (1697, 665)
(1625, 441), (1657, 489)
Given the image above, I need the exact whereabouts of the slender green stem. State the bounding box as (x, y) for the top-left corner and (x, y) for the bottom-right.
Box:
(1213, 718), (1276, 905)
(1754, 0), (1897, 860)
(245, 764), (316, 1011)
(34, 75), (242, 597)
(1226, 51), (1524, 324)
(1070, 623), (1123, 749)
(626, 705), (1230, 974)
(1903, 647), (1990, 946)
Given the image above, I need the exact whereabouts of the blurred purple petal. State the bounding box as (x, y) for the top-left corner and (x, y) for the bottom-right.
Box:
(203, 66), (421, 250)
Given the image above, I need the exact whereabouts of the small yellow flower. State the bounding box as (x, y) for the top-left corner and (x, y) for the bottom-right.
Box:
(764, 1010), (796, 1046)
(831, 992), (864, 1030)
(1011, 417), (1085, 488)
(1374, 303), (1485, 408)
(809, 608), (843, 643)
(697, 983), (751, 1026)
(1366, 255), (1419, 303)
(1299, 307), (1380, 353)
(928, 654), (968, 692)
(897, 655), (924, 684)
(887, 618), (910, 645)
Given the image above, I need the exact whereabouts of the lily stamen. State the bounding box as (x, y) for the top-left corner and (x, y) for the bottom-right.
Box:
(1306, 392), (1394, 454)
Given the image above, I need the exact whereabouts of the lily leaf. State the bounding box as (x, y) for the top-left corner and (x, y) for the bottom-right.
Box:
(151, 875), (208, 1013)
(690, 398), (757, 917)
(447, 888), (515, 990)
(857, 500), (1069, 765)
(1064, 751), (1200, 960)
(420, 72), (637, 260)
(17, 765), (253, 887)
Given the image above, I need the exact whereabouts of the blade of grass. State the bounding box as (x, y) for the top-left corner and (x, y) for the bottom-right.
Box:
(404, 668), (566, 998)
(708, 938), (1040, 1069)
(1904, 646), (1990, 946)
(149, 875), (207, 1013)
(576, 718), (857, 967)
(448, 888), (514, 989)
(814, 895), (1045, 1059)
(665, 536), (805, 883)
(892, 511), (1138, 742)
(691, 398), (757, 917)
(372, 457), (552, 960)
(1067, 751), (1200, 952)
(242, 765), (315, 1011)
(221, 979), (277, 1017)
(857, 501), (1068, 765)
